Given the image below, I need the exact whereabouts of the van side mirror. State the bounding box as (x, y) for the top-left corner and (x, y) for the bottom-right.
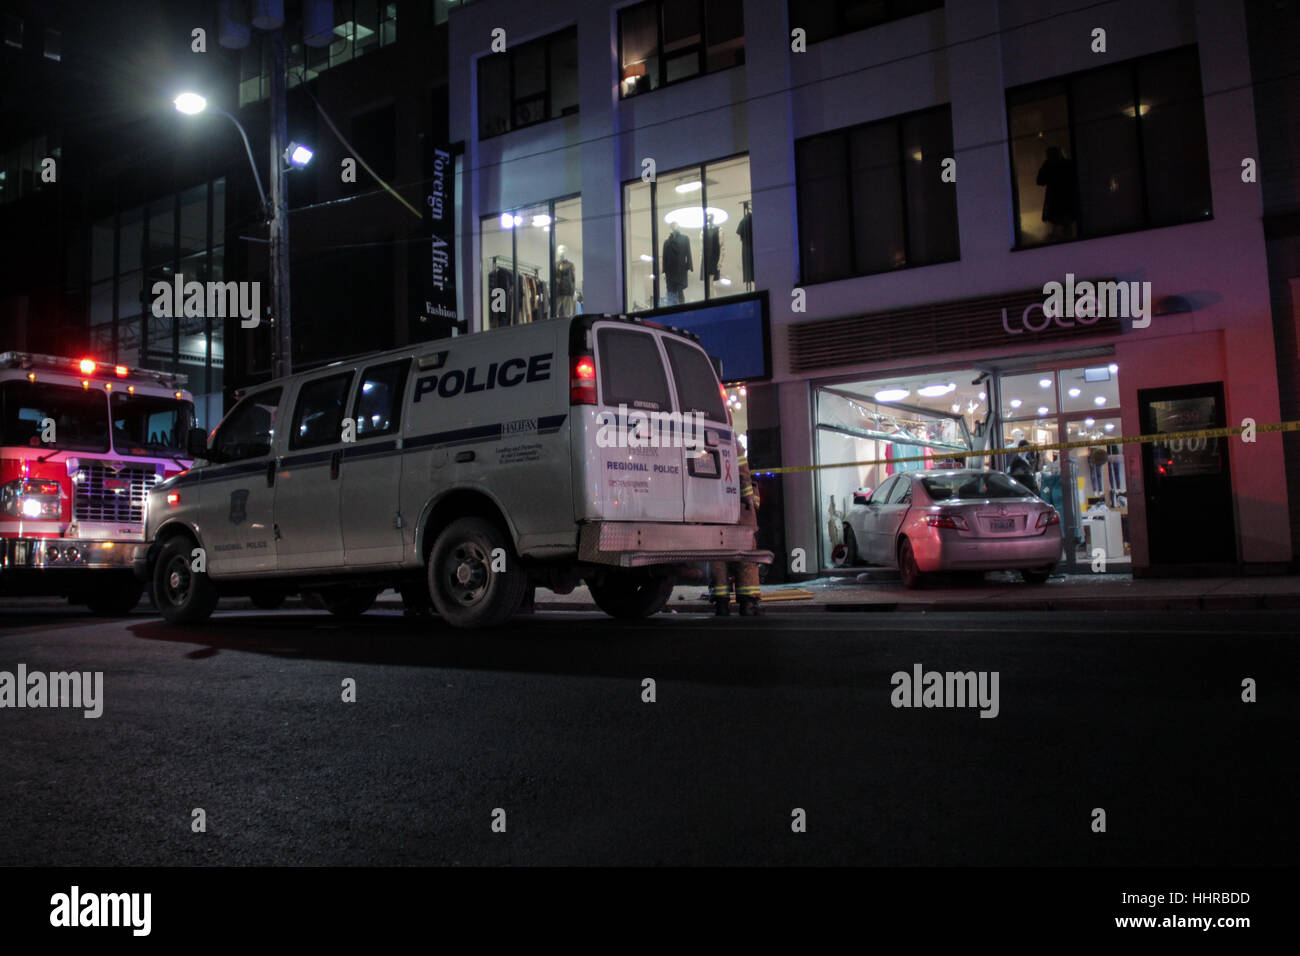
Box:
(185, 426), (210, 460)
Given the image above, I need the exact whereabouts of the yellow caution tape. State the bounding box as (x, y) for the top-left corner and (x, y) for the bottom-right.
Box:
(753, 420), (1299, 476)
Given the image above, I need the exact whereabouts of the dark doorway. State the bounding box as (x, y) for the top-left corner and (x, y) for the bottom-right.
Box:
(1138, 382), (1235, 565)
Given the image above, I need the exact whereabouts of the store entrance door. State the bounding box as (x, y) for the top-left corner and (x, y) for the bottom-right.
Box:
(1138, 382), (1235, 565)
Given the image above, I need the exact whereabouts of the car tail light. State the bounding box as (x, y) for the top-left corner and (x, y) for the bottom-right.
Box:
(570, 354), (597, 405)
(924, 513), (969, 530)
(1036, 509), (1061, 528)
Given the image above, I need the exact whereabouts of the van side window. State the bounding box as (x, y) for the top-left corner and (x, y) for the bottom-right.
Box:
(596, 327), (672, 412)
(289, 372), (354, 450)
(353, 360), (410, 439)
(212, 388), (282, 461)
(664, 339), (726, 421)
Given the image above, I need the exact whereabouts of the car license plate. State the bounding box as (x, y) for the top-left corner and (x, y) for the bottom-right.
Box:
(990, 518), (1016, 531)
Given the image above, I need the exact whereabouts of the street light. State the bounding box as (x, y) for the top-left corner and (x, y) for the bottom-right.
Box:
(174, 67), (306, 379)
(173, 91), (268, 217)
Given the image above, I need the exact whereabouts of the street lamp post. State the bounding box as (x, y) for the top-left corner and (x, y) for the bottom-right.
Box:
(174, 61), (307, 380)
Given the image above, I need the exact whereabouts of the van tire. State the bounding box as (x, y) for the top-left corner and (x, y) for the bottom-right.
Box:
(320, 588), (379, 618)
(427, 517), (526, 628)
(587, 571), (675, 619)
(153, 536), (218, 625)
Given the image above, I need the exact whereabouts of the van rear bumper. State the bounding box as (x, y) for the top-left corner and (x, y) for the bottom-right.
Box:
(578, 521), (774, 568)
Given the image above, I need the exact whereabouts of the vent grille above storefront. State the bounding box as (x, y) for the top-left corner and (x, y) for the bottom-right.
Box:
(787, 283), (1121, 373)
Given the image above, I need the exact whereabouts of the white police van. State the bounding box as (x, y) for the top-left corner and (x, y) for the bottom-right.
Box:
(136, 314), (771, 628)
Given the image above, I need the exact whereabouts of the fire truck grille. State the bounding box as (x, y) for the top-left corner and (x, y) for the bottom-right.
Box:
(73, 462), (158, 524)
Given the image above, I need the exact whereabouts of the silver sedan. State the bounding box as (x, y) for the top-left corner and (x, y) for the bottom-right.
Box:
(843, 470), (1062, 587)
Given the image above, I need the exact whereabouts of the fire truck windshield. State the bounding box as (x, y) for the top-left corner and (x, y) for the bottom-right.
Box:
(0, 381), (110, 452)
(110, 391), (195, 457)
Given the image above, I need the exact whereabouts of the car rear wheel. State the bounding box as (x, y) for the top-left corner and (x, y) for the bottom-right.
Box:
(153, 536), (218, 625)
(1021, 567), (1053, 585)
(898, 538), (924, 589)
(427, 517), (527, 628)
(319, 588), (379, 618)
(587, 571), (674, 619)
(843, 525), (859, 567)
(82, 574), (143, 616)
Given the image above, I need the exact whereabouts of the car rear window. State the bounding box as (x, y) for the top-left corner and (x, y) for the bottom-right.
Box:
(664, 339), (726, 422)
(596, 327), (672, 412)
(922, 472), (1033, 500)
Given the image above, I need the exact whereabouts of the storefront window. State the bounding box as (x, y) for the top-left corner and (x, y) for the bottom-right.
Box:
(481, 196), (583, 329)
(623, 155), (753, 312)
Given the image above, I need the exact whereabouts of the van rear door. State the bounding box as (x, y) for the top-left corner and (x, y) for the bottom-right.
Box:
(660, 335), (740, 524)
(588, 322), (684, 521)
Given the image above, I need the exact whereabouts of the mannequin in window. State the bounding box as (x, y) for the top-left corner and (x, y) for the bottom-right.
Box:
(701, 212), (722, 291)
(1037, 146), (1079, 241)
(736, 205), (753, 288)
(554, 244), (577, 317)
(661, 222), (692, 306)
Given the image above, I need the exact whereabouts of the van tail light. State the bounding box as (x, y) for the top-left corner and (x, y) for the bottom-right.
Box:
(570, 354), (597, 405)
(923, 513), (969, 531)
(1036, 509), (1061, 528)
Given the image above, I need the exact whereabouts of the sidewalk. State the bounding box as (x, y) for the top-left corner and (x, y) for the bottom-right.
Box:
(521, 570), (1300, 613)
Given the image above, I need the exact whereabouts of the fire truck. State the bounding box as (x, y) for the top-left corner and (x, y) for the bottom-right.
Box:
(0, 352), (195, 614)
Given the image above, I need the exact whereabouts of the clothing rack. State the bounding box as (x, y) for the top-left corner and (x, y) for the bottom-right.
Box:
(490, 254), (541, 276)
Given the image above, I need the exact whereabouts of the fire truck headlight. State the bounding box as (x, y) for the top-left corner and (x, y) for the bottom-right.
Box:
(21, 497), (43, 518)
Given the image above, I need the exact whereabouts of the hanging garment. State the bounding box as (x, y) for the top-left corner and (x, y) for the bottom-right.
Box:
(702, 224), (721, 281)
(736, 211), (754, 283)
(662, 230), (693, 293)
(488, 265), (515, 324)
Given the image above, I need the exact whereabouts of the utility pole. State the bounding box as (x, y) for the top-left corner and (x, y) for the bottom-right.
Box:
(268, 28), (292, 379)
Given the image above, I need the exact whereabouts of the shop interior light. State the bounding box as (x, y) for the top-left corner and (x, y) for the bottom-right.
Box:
(500, 213), (523, 229)
(916, 382), (955, 398)
(1108, 363), (1119, 373)
(1104, 423), (1115, 432)
(664, 206), (728, 228)
(1009, 398), (1022, 409)
(531, 214), (551, 228)
(1084, 417), (1096, 427)
(951, 403), (961, 413)
(638, 254), (652, 262)
(674, 181), (703, 193)
(1068, 387), (1081, 398)
(1094, 395), (1107, 406)
(873, 387), (910, 403)
(978, 391), (986, 400)
(1038, 378), (1052, 389)
(1037, 406), (1048, 415)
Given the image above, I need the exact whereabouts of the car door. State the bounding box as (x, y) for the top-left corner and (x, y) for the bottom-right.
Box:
(879, 474), (915, 565)
(274, 369), (354, 571)
(201, 387), (282, 577)
(659, 335), (739, 523)
(340, 358), (411, 566)
(860, 475), (898, 564)
(590, 323), (684, 521)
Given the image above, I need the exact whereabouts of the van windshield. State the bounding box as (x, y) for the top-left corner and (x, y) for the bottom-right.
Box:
(664, 339), (726, 421)
(596, 327), (672, 412)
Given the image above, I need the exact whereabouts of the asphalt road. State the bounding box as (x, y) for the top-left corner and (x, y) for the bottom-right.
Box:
(1, 605), (1296, 866)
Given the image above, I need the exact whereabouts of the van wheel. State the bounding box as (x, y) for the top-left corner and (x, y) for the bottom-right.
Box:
(319, 588), (379, 618)
(154, 536), (218, 625)
(427, 517), (526, 628)
(84, 578), (143, 616)
(898, 538), (924, 589)
(587, 571), (675, 619)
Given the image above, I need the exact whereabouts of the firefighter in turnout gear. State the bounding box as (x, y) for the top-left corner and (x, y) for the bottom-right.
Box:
(710, 454), (762, 616)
